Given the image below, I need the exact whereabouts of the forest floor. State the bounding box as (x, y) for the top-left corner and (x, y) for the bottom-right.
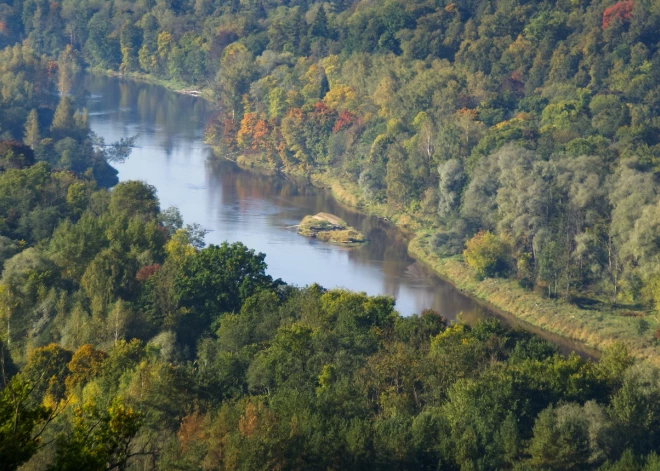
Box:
(228, 154), (660, 364)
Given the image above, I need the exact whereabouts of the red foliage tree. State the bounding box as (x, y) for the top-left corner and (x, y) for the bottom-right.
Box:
(136, 264), (161, 281)
(602, 1), (634, 29)
(314, 101), (331, 115)
(333, 110), (355, 133)
(221, 117), (240, 151)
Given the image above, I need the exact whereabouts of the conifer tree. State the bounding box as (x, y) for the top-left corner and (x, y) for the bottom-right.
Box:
(51, 97), (75, 137)
(24, 110), (40, 149)
(57, 45), (79, 95)
(311, 6), (329, 38)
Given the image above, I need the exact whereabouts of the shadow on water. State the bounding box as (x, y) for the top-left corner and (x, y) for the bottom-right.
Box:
(81, 72), (598, 360)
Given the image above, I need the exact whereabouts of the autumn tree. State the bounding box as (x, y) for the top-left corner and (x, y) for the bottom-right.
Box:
(463, 231), (511, 279)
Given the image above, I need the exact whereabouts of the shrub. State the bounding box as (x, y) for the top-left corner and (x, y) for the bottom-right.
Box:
(638, 318), (650, 336)
(463, 231), (511, 279)
(432, 230), (464, 256)
(518, 277), (534, 290)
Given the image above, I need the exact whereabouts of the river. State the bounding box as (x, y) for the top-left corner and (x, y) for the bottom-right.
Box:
(82, 74), (596, 357)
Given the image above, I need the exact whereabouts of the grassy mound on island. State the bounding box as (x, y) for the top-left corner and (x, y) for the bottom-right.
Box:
(298, 213), (367, 245)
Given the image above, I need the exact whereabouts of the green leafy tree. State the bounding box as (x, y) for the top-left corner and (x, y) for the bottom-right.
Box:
(0, 376), (51, 471)
(119, 23), (141, 74)
(48, 400), (144, 471)
(528, 405), (591, 470)
(174, 242), (276, 346)
(84, 11), (120, 69)
(463, 231), (511, 279)
(216, 43), (256, 116)
(109, 181), (159, 220)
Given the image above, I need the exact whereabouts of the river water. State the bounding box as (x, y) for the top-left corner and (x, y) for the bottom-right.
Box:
(82, 74), (596, 356)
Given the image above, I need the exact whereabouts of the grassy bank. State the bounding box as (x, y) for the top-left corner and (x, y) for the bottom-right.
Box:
(225, 155), (660, 363)
(90, 67), (216, 101)
(409, 232), (660, 366)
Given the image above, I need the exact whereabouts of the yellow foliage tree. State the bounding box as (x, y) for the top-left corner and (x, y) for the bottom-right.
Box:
(463, 231), (511, 279)
(323, 84), (357, 111)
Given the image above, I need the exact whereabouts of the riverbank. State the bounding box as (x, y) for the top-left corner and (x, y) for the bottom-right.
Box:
(98, 69), (656, 363)
(224, 153), (660, 365)
(408, 233), (660, 363)
(90, 68), (216, 101)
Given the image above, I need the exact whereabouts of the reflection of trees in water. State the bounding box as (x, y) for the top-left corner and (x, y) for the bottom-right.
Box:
(83, 74), (208, 142)
(119, 82), (132, 110)
(83, 74), (215, 161)
(81, 72), (497, 322)
(206, 158), (424, 293)
(345, 227), (412, 280)
(207, 158), (307, 210)
(82, 75), (499, 324)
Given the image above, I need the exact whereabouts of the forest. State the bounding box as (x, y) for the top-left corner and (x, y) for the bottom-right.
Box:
(2, 0), (660, 469)
(0, 105), (660, 469)
(1, 0), (657, 310)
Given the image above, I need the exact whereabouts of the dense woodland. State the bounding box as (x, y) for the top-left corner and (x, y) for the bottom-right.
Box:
(1, 0), (658, 306)
(0, 133), (660, 470)
(3, 0), (660, 470)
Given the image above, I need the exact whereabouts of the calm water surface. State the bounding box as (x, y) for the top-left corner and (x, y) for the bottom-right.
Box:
(82, 74), (480, 319)
(81, 74), (597, 356)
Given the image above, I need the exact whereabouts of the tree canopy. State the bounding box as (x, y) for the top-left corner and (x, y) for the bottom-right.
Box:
(2, 0), (660, 469)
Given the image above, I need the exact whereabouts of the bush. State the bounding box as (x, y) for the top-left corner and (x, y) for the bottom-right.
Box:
(654, 328), (660, 341)
(432, 230), (464, 256)
(463, 231), (511, 279)
(518, 277), (534, 290)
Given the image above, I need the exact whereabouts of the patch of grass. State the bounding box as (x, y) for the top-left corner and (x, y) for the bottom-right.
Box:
(409, 231), (660, 366)
(91, 68), (215, 101)
(235, 154), (280, 175)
